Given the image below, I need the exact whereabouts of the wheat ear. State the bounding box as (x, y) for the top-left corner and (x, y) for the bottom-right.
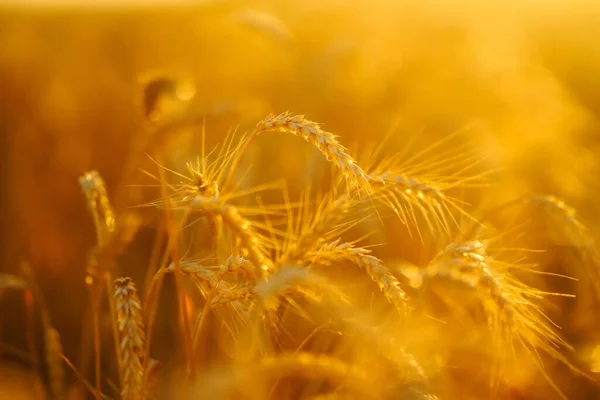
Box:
(218, 255), (256, 279)
(407, 238), (579, 385)
(224, 113), (371, 193)
(312, 240), (408, 316)
(211, 284), (256, 307)
(210, 266), (346, 312)
(79, 170), (116, 245)
(419, 241), (516, 317)
(114, 277), (145, 400)
(527, 194), (600, 290)
(165, 260), (219, 285)
(528, 194), (587, 238)
(369, 171), (464, 235)
(258, 113), (370, 189)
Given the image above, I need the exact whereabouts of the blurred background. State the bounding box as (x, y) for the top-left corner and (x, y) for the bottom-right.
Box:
(2, 0), (600, 398)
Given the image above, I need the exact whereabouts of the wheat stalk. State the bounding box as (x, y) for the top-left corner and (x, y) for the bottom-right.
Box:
(79, 170), (126, 395)
(45, 327), (65, 400)
(19, 262), (66, 400)
(114, 277), (145, 400)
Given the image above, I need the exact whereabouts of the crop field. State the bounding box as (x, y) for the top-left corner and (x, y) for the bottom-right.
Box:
(1, 1), (600, 399)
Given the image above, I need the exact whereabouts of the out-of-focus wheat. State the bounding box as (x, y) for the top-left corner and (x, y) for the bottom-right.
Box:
(44, 327), (65, 400)
(402, 234), (580, 395)
(114, 277), (145, 400)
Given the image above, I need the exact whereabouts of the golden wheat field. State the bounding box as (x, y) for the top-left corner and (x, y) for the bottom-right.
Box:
(3, 0), (600, 399)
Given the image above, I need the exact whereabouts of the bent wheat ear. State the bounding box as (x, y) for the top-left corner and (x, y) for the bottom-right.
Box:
(528, 194), (591, 245)
(114, 277), (145, 400)
(224, 113), (371, 193)
(369, 171), (467, 236)
(312, 240), (408, 317)
(256, 113), (371, 190)
(526, 194), (600, 301)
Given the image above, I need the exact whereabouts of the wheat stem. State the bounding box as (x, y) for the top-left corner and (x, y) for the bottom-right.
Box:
(190, 195), (273, 273)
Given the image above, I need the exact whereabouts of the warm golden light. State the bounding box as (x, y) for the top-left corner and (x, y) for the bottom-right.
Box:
(1, 1), (600, 399)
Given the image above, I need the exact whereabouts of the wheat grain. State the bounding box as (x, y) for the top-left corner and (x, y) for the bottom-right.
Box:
(219, 255), (256, 279)
(114, 277), (145, 400)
